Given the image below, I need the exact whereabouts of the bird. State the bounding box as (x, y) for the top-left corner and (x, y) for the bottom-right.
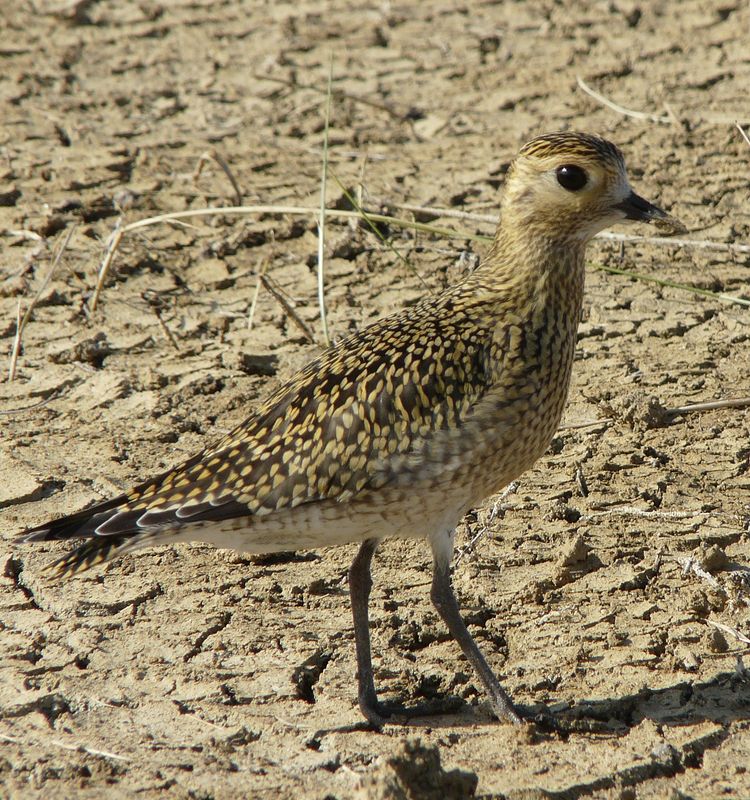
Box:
(19, 131), (685, 727)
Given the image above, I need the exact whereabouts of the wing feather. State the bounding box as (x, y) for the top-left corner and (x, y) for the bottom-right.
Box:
(20, 292), (496, 548)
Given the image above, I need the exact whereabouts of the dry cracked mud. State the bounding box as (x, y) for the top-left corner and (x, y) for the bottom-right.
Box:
(1, 1), (749, 798)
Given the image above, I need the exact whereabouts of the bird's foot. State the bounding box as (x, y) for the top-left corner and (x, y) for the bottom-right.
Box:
(511, 703), (610, 738)
(487, 694), (524, 726)
(358, 695), (466, 729)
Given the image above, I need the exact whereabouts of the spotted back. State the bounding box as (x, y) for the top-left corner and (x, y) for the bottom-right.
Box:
(90, 291), (497, 535)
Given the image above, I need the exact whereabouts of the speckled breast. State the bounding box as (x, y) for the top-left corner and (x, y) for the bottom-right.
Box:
(457, 302), (580, 505)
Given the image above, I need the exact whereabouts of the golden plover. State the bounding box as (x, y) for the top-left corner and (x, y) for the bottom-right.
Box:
(20, 132), (685, 726)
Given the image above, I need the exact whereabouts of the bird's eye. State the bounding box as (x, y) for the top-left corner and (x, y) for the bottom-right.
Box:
(555, 164), (588, 192)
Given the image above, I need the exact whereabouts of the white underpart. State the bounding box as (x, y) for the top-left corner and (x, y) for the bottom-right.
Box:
(115, 485), (471, 565)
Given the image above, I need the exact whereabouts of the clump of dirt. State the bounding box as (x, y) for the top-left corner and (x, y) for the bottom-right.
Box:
(353, 739), (478, 800)
(2, 1), (750, 798)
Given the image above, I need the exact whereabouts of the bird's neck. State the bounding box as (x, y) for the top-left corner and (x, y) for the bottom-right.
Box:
(468, 225), (587, 323)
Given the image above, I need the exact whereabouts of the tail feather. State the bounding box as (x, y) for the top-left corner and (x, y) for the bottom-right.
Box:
(18, 493), (171, 577)
(45, 534), (130, 577)
(20, 495), (129, 543)
(20, 499), (175, 577)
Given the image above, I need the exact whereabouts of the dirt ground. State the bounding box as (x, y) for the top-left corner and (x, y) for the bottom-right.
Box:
(2, 0), (750, 797)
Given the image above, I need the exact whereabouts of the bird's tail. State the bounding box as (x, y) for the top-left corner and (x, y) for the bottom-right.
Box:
(18, 449), (249, 577)
(19, 493), (167, 577)
(40, 531), (164, 577)
(21, 495), (127, 543)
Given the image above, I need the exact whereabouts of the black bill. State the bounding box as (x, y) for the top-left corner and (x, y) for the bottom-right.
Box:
(616, 191), (687, 234)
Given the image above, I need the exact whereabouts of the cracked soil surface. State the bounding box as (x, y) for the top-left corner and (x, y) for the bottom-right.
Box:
(1, 1), (750, 798)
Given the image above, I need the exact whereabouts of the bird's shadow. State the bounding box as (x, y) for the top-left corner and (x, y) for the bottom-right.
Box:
(532, 668), (750, 738)
(315, 669), (750, 737)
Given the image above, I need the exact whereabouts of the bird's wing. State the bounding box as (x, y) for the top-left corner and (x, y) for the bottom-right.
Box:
(22, 294), (496, 544)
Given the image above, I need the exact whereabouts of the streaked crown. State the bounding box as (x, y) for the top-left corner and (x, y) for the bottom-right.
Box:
(518, 131), (625, 167)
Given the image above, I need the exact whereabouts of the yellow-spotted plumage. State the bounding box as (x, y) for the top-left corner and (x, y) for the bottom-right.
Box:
(20, 132), (684, 726)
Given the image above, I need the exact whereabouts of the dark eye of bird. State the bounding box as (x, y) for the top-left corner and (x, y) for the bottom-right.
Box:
(555, 164), (588, 192)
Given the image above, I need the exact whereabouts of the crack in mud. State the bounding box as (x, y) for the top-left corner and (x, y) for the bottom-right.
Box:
(1, 692), (72, 727)
(75, 583), (164, 617)
(3, 556), (41, 611)
(292, 648), (333, 703)
(183, 611), (232, 662)
(502, 726), (734, 800)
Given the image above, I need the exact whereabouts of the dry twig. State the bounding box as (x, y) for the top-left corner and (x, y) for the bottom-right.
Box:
(375, 199), (496, 225)
(597, 230), (750, 255)
(90, 218), (124, 312)
(88, 206), (476, 309)
(260, 274), (315, 343)
(589, 507), (705, 521)
(194, 148), (243, 206)
(151, 306), (181, 351)
(455, 481), (519, 565)
(368, 200), (750, 259)
(559, 417), (613, 431)
(666, 397), (750, 416)
(8, 225), (76, 381)
(678, 555), (723, 591)
(706, 619), (750, 646)
(0, 393), (66, 415)
(559, 397), (750, 432)
(0, 732), (130, 762)
(736, 122), (750, 149)
(316, 62), (333, 347)
(89, 203), (750, 311)
(247, 259), (270, 330)
(576, 76), (673, 124)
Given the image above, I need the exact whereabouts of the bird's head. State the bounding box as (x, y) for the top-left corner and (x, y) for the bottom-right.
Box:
(500, 131), (686, 243)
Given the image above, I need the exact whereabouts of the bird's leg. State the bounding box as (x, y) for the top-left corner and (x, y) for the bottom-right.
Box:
(430, 556), (523, 725)
(348, 537), (384, 727)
